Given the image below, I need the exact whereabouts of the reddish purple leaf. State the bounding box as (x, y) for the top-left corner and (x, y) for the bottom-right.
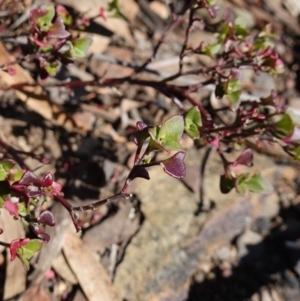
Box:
(223, 8), (233, 22)
(257, 46), (273, 57)
(12, 171), (62, 198)
(42, 173), (53, 187)
(136, 121), (147, 131)
(39, 210), (55, 227)
(47, 16), (70, 39)
(232, 45), (244, 57)
(260, 49), (284, 74)
(10, 183), (28, 195)
(18, 171), (41, 186)
(54, 39), (66, 50)
(160, 151), (186, 179)
(130, 166), (150, 180)
(231, 69), (241, 80)
(134, 122), (151, 145)
(4, 200), (19, 217)
(208, 5), (219, 19)
(30, 225), (50, 243)
(29, 8), (48, 32)
(26, 189), (43, 198)
(11, 182), (42, 198)
(56, 5), (69, 16)
(52, 181), (62, 195)
(32, 34), (51, 47)
(10, 238), (29, 261)
(232, 149), (253, 167)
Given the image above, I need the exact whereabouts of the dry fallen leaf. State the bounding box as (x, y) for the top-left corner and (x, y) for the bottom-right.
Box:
(284, 0), (300, 17)
(89, 47), (133, 78)
(82, 201), (141, 252)
(0, 43), (89, 130)
(52, 252), (78, 285)
(119, 0), (139, 21)
(264, 0), (300, 34)
(18, 286), (51, 301)
(29, 203), (72, 285)
(63, 229), (120, 301)
(0, 209), (26, 300)
(56, 0), (135, 46)
(149, 1), (169, 19)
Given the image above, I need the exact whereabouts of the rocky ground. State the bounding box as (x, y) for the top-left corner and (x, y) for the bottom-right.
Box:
(1, 0), (300, 301)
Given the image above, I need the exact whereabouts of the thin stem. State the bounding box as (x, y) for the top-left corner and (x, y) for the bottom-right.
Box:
(0, 241), (10, 248)
(181, 91), (211, 121)
(72, 193), (123, 211)
(135, 16), (182, 74)
(195, 146), (214, 215)
(177, 7), (196, 72)
(53, 193), (81, 231)
(54, 191), (131, 232)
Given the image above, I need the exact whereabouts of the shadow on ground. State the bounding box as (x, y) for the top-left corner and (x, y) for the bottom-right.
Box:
(187, 204), (300, 301)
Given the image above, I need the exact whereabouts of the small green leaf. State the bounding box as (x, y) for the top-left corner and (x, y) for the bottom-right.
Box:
(18, 203), (30, 217)
(234, 17), (249, 39)
(293, 146), (300, 161)
(0, 160), (15, 172)
(44, 61), (59, 76)
(254, 38), (274, 52)
(147, 126), (162, 151)
(73, 38), (92, 58)
(0, 160), (14, 180)
(66, 37), (92, 59)
(17, 239), (43, 270)
(62, 14), (72, 25)
(56, 5), (73, 25)
(219, 23), (230, 43)
(37, 6), (55, 31)
(227, 90), (241, 107)
(0, 167), (7, 181)
(271, 113), (294, 138)
(227, 78), (240, 93)
(149, 116), (184, 151)
(157, 116), (184, 149)
(203, 43), (221, 57)
(184, 107), (201, 139)
(142, 156), (152, 164)
(108, 0), (122, 18)
(236, 174), (273, 194)
(108, 0), (119, 11)
(9, 169), (24, 182)
(40, 45), (53, 53)
(225, 78), (241, 108)
(254, 28), (276, 51)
